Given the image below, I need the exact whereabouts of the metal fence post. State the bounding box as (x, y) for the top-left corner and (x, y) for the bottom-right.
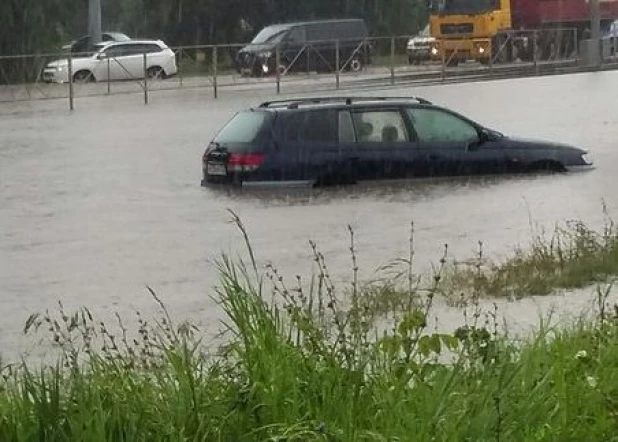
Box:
(212, 46), (218, 99)
(143, 52), (148, 105)
(390, 37), (395, 85)
(441, 40), (446, 81)
(68, 52), (74, 111)
(275, 45), (281, 94)
(533, 31), (539, 75)
(489, 37), (493, 76)
(179, 49), (183, 87)
(573, 28), (578, 62)
(106, 57), (111, 94)
(335, 39), (340, 89)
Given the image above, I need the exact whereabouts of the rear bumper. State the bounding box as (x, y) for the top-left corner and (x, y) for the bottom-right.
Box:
(407, 48), (432, 58)
(201, 178), (313, 188)
(565, 164), (595, 173)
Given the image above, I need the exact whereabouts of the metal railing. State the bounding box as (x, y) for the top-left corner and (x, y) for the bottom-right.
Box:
(1, 30), (616, 109)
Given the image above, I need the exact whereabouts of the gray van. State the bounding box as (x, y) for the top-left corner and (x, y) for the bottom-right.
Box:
(235, 19), (371, 76)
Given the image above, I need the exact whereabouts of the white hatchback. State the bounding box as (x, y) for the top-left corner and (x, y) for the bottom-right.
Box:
(43, 40), (177, 83)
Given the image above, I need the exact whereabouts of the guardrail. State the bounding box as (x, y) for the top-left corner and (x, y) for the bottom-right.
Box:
(1, 30), (617, 109)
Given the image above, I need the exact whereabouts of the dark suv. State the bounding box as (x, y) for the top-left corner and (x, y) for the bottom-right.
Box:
(201, 97), (592, 187)
(235, 19), (370, 76)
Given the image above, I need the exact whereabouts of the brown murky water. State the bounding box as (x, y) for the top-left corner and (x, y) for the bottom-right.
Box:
(2, 71), (618, 360)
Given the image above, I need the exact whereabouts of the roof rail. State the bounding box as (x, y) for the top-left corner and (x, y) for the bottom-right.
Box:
(258, 96), (432, 109)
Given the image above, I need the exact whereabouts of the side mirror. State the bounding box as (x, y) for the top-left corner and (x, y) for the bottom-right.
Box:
(466, 131), (485, 151)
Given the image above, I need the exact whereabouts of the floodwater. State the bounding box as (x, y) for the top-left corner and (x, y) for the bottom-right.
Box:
(2, 71), (618, 360)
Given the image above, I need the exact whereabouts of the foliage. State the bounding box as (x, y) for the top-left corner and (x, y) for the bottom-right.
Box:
(0, 0), (429, 56)
(2, 214), (618, 440)
(444, 209), (618, 301)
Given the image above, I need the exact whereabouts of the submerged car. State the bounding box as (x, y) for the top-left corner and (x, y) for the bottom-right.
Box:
(200, 97), (593, 187)
(43, 39), (177, 83)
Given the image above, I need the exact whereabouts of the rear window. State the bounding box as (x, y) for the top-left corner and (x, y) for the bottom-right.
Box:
(213, 111), (273, 144)
(283, 110), (337, 143)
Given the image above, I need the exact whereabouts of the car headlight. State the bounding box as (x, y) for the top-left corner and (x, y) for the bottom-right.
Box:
(431, 47), (438, 55)
(581, 152), (593, 165)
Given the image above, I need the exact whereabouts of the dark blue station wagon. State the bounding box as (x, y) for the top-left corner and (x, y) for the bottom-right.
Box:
(201, 97), (593, 187)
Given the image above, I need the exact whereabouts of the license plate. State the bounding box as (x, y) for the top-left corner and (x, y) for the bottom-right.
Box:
(207, 162), (227, 176)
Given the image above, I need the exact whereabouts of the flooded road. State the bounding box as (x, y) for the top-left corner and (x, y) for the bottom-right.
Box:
(2, 71), (618, 359)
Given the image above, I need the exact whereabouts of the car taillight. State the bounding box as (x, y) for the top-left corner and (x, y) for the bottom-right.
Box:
(227, 153), (265, 172)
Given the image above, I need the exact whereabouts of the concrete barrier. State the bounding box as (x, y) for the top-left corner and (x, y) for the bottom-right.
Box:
(579, 39), (602, 67)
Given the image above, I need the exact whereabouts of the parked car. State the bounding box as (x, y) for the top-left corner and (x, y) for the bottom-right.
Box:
(235, 19), (371, 77)
(407, 24), (437, 65)
(200, 97), (593, 187)
(43, 40), (177, 83)
(62, 32), (131, 55)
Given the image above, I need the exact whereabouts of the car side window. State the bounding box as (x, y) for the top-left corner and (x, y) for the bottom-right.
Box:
(338, 111), (356, 143)
(285, 27), (305, 44)
(284, 111), (337, 144)
(351, 110), (409, 144)
(101, 46), (126, 58)
(406, 108), (478, 143)
(146, 44), (163, 53)
(122, 44), (147, 56)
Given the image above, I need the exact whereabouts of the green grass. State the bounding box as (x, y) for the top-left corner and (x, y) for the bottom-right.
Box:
(358, 213), (618, 316)
(443, 215), (618, 301)
(3, 214), (618, 441)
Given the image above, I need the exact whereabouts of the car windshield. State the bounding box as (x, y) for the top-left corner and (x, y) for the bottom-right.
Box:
(603, 20), (618, 36)
(213, 111), (273, 145)
(430, 0), (499, 15)
(419, 24), (430, 37)
(106, 33), (131, 42)
(91, 44), (110, 57)
(251, 25), (291, 44)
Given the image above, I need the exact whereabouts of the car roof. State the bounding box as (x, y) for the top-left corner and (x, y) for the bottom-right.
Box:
(104, 32), (131, 41)
(255, 96), (433, 112)
(101, 39), (167, 47)
(264, 18), (365, 28)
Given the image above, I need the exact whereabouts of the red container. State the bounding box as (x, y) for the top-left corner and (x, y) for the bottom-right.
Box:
(512, 0), (618, 27)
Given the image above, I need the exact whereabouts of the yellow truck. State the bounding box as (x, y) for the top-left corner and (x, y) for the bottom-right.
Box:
(427, 0), (512, 65)
(428, 0), (618, 65)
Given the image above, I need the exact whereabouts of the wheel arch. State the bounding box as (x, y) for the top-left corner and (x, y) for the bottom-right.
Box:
(73, 69), (95, 82)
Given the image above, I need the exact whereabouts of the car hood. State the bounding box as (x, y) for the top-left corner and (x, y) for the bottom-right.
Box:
(46, 59), (69, 68)
(46, 55), (94, 68)
(239, 43), (276, 54)
(503, 135), (585, 153)
(408, 37), (436, 44)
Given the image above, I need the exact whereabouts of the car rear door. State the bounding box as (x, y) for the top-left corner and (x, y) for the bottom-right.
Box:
(405, 106), (508, 177)
(121, 43), (150, 80)
(280, 109), (346, 185)
(343, 108), (417, 181)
